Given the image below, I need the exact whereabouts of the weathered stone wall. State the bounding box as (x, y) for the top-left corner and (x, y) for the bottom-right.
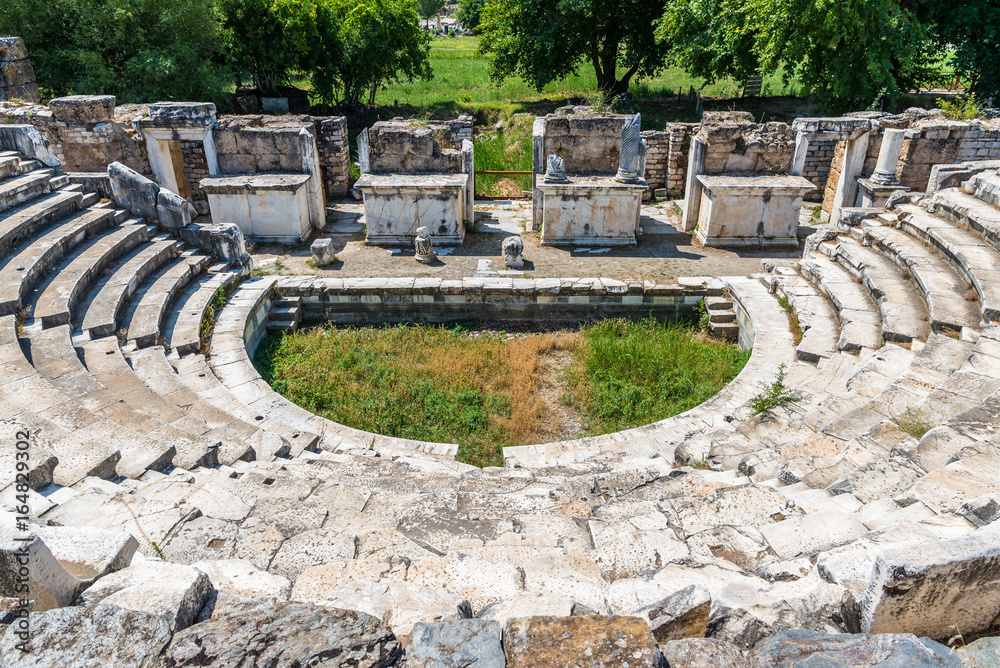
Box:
(803, 140), (836, 203)
(0, 37), (40, 103)
(0, 98), (149, 173)
(701, 121), (796, 175)
(639, 131), (669, 189)
(212, 115), (350, 198)
(366, 116), (473, 175)
(540, 107), (632, 175)
(0, 99), (352, 198)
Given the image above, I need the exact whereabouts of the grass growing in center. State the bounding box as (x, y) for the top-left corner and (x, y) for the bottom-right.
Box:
(254, 319), (749, 467)
(566, 319), (750, 435)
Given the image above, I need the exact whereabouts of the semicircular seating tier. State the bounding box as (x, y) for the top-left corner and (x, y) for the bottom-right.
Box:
(3, 151), (1000, 649)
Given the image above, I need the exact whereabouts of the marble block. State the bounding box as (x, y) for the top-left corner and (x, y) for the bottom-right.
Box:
(536, 175), (647, 246)
(695, 174), (814, 249)
(354, 173), (469, 247)
(856, 178), (909, 209)
(201, 173), (313, 243)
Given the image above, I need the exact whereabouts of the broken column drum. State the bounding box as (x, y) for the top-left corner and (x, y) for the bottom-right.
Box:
(856, 129), (910, 208)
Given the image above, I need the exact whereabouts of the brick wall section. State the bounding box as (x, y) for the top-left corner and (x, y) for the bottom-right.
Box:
(803, 140), (836, 203)
(640, 131), (669, 189)
(316, 117), (350, 196)
(822, 141), (847, 211)
(666, 123), (696, 196)
(180, 140), (210, 214)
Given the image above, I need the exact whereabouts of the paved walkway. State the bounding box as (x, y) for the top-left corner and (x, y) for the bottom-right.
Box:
(251, 199), (815, 281)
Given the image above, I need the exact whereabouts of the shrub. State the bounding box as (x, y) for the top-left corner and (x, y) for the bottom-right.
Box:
(747, 364), (796, 415)
(937, 96), (981, 121)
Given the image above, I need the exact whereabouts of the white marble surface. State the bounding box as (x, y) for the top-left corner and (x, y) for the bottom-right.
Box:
(537, 176), (646, 246)
(355, 173), (469, 246)
(694, 174), (814, 248)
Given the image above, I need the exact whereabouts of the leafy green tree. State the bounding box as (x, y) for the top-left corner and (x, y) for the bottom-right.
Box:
(0, 0), (230, 103)
(311, 0), (432, 108)
(657, 0), (935, 110)
(415, 0), (447, 28)
(219, 0), (323, 95)
(478, 0), (673, 99)
(915, 0), (1000, 101)
(455, 0), (485, 30)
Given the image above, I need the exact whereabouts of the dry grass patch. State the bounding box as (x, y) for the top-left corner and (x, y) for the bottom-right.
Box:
(254, 319), (749, 467)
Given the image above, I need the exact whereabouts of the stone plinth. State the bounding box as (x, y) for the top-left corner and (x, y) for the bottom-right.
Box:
(201, 173), (313, 243)
(536, 175), (647, 246)
(856, 178), (909, 209)
(354, 173), (469, 247)
(695, 175), (814, 248)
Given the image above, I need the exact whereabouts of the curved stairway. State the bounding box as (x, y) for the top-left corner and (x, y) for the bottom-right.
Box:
(4, 154), (1000, 653)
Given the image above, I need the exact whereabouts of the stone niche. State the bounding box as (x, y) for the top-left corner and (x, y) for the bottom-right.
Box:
(694, 174), (814, 248)
(200, 173), (314, 243)
(531, 107), (649, 244)
(536, 176), (646, 247)
(357, 117), (474, 247)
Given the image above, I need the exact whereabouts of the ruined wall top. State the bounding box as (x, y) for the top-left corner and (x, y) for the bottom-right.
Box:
(365, 116), (472, 175)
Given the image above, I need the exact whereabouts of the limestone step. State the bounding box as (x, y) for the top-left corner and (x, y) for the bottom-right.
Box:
(0, 154), (20, 180)
(78, 237), (180, 338)
(266, 299), (301, 331)
(829, 237), (931, 344)
(928, 187), (1000, 252)
(78, 336), (255, 465)
(162, 271), (238, 356)
(124, 345), (297, 460)
(799, 253), (883, 351)
(122, 251), (211, 348)
(861, 223), (981, 333)
(764, 269), (840, 364)
(0, 170), (55, 214)
(821, 334), (974, 442)
(26, 324), (221, 473)
(0, 317), (174, 485)
(899, 204), (1000, 323)
(0, 188), (84, 254)
(0, 207), (117, 316)
(29, 221), (154, 328)
(168, 353), (320, 455)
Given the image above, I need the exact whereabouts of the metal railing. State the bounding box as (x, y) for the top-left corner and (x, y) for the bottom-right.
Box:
(474, 170), (533, 199)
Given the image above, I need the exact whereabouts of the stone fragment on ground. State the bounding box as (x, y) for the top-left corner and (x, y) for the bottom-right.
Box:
(660, 638), (754, 668)
(166, 602), (401, 668)
(708, 577), (859, 648)
(0, 604), (171, 668)
(193, 559), (292, 600)
(0, 514), (81, 611)
(81, 560), (215, 632)
(861, 529), (1000, 639)
(33, 524), (138, 585)
(502, 615), (665, 668)
(751, 629), (963, 667)
(956, 636), (1000, 668)
(405, 618), (505, 668)
(476, 591), (579, 626)
(606, 577), (711, 642)
(315, 578), (472, 637)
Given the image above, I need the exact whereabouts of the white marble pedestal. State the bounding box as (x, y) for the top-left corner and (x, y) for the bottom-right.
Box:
(201, 173), (313, 243)
(355, 173), (469, 247)
(536, 175), (646, 246)
(695, 174), (815, 249)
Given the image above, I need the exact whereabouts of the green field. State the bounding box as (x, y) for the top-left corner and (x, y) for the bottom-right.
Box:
(307, 36), (804, 128)
(252, 319), (749, 467)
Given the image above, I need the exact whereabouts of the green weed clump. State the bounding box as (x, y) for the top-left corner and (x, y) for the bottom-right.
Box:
(565, 318), (750, 435)
(777, 295), (803, 345)
(893, 407), (937, 439)
(937, 96), (981, 121)
(747, 364), (797, 415)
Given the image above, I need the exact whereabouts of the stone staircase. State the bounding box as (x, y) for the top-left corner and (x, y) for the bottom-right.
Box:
(4, 152), (1000, 658)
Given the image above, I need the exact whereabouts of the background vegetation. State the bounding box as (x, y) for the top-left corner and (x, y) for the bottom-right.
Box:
(3, 0), (992, 114)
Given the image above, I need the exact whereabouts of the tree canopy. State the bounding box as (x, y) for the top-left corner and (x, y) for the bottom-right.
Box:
(415, 0), (447, 27)
(0, 0), (230, 103)
(455, 0), (486, 31)
(914, 0), (1000, 101)
(478, 0), (672, 99)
